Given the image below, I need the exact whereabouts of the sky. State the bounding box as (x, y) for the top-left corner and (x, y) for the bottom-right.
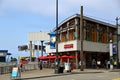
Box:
(0, 0), (120, 60)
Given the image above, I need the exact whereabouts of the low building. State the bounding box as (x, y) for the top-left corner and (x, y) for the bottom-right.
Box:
(46, 14), (119, 68)
(0, 50), (8, 62)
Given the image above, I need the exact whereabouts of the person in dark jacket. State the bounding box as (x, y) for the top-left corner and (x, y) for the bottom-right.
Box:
(39, 60), (43, 70)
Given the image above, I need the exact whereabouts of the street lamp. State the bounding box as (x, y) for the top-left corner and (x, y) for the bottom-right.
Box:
(116, 17), (120, 68)
(55, 0), (59, 74)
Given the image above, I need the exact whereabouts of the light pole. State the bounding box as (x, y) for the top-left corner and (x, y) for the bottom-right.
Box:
(116, 17), (120, 68)
(109, 40), (113, 70)
(55, 0), (59, 74)
(80, 6), (84, 71)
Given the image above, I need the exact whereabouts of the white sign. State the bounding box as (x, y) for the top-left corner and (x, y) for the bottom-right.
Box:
(28, 32), (49, 41)
(0, 53), (6, 56)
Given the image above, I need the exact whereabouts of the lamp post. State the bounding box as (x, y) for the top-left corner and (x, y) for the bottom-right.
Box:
(116, 17), (120, 68)
(55, 0), (59, 74)
(80, 6), (84, 71)
(109, 40), (113, 70)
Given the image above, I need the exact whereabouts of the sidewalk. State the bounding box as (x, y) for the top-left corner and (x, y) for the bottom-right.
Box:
(21, 69), (104, 80)
(0, 68), (120, 80)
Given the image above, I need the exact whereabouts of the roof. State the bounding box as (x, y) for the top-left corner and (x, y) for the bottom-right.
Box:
(57, 14), (116, 29)
(0, 50), (8, 53)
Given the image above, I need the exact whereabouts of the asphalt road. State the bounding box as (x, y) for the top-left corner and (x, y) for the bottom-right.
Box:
(28, 71), (120, 80)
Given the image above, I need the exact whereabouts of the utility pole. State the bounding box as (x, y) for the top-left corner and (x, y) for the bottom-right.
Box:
(109, 40), (113, 70)
(55, 0), (59, 74)
(41, 41), (44, 56)
(30, 41), (32, 62)
(80, 6), (84, 71)
(116, 17), (120, 68)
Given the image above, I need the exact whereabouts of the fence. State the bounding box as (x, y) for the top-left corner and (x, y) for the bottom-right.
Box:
(0, 62), (39, 75)
(0, 62), (17, 74)
(0, 62), (76, 74)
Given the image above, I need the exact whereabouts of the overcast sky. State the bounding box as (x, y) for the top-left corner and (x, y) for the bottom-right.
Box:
(0, 0), (120, 59)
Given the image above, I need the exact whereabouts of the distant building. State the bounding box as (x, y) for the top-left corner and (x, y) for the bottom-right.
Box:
(46, 14), (119, 68)
(0, 50), (8, 62)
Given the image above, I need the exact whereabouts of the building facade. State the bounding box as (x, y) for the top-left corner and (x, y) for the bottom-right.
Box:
(46, 14), (119, 68)
(0, 50), (8, 62)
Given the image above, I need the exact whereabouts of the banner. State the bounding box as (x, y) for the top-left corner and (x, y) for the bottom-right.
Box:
(49, 32), (56, 49)
(112, 42), (117, 54)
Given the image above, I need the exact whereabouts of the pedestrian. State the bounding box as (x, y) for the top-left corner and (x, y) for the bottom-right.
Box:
(39, 60), (43, 70)
(70, 61), (74, 72)
(105, 60), (108, 69)
(79, 60), (85, 69)
(114, 60), (117, 68)
(97, 60), (101, 69)
(20, 60), (23, 72)
(79, 60), (81, 69)
(92, 59), (96, 69)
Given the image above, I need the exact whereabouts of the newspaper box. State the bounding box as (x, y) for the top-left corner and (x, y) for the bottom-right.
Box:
(11, 67), (21, 80)
(64, 63), (70, 72)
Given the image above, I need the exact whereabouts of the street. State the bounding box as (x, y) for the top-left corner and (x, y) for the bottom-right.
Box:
(26, 71), (120, 80)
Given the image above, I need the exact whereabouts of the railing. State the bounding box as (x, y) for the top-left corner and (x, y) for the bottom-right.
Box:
(0, 62), (39, 74)
(0, 62), (76, 74)
(0, 62), (17, 74)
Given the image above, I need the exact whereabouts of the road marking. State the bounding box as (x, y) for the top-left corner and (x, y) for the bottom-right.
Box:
(112, 78), (120, 80)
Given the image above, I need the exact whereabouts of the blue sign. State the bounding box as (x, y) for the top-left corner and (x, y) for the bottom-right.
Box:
(49, 32), (56, 49)
(112, 42), (117, 54)
(11, 67), (19, 77)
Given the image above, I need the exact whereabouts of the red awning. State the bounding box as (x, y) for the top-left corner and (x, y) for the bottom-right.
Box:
(61, 55), (69, 58)
(37, 55), (75, 60)
(61, 55), (75, 59)
(68, 55), (75, 58)
(37, 56), (48, 60)
(48, 56), (56, 59)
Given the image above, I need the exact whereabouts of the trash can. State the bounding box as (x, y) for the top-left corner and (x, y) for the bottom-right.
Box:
(58, 67), (64, 73)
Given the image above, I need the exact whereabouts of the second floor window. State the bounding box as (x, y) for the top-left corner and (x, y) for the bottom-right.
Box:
(73, 31), (76, 40)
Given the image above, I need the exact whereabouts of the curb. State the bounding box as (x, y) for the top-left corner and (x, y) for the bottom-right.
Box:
(112, 78), (120, 80)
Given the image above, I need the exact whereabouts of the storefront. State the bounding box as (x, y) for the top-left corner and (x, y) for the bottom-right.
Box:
(46, 14), (117, 69)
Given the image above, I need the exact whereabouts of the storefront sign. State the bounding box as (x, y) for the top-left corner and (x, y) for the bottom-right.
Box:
(64, 44), (73, 49)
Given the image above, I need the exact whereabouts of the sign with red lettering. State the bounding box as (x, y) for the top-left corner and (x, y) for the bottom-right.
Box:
(64, 44), (73, 49)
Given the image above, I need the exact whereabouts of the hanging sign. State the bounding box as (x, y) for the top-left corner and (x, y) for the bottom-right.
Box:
(49, 32), (56, 49)
(112, 42), (117, 54)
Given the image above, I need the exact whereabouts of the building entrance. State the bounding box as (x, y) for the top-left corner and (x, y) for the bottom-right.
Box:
(85, 52), (109, 68)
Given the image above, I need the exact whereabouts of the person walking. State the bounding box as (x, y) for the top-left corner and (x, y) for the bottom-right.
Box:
(114, 60), (117, 69)
(97, 60), (101, 69)
(39, 60), (43, 70)
(20, 60), (23, 72)
(79, 60), (81, 69)
(92, 59), (96, 69)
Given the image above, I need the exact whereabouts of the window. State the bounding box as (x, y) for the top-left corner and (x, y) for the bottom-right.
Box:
(62, 32), (67, 42)
(98, 27), (103, 42)
(66, 33), (68, 41)
(91, 26), (97, 42)
(73, 30), (76, 40)
(85, 26), (92, 41)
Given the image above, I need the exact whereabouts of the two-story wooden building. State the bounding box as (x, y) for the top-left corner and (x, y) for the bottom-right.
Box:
(46, 14), (117, 68)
